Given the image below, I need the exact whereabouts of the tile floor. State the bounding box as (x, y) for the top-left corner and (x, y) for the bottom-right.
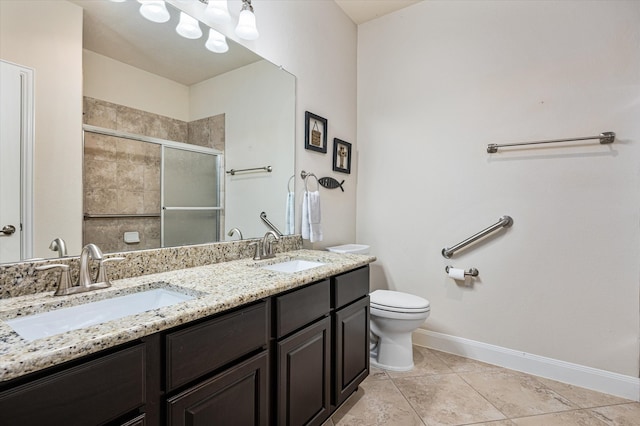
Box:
(323, 346), (640, 426)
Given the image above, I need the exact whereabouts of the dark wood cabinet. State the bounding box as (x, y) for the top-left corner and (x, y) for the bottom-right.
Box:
(277, 317), (331, 426)
(167, 351), (269, 426)
(0, 344), (146, 426)
(333, 296), (370, 406)
(165, 300), (269, 392)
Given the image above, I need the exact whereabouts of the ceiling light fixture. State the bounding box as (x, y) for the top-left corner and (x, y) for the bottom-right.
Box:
(205, 28), (229, 53)
(176, 11), (203, 39)
(204, 0), (231, 24)
(137, 0), (170, 23)
(235, 0), (259, 41)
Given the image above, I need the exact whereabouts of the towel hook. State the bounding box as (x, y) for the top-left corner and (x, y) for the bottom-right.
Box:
(287, 175), (295, 192)
(301, 170), (320, 192)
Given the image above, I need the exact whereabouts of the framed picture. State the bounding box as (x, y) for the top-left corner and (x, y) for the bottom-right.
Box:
(304, 111), (328, 153)
(332, 138), (352, 174)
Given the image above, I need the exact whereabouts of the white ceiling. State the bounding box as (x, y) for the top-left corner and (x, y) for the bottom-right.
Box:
(334, 0), (422, 24)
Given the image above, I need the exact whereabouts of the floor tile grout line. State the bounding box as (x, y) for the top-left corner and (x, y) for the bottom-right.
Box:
(387, 375), (429, 426)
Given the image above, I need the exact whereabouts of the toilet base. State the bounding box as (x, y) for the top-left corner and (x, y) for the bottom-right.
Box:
(370, 357), (414, 372)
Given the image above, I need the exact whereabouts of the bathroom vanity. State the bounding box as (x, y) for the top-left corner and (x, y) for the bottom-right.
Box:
(0, 250), (373, 425)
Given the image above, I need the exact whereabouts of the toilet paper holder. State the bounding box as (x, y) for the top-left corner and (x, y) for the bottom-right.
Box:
(445, 265), (479, 277)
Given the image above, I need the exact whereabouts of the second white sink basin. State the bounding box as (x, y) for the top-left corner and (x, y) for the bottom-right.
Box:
(6, 288), (196, 342)
(261, 259), (325, 273)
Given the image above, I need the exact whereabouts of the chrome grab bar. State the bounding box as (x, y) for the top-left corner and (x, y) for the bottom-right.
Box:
(442, 215), (513, 258)
(487, 132), (615, 153)
(226, 166), (272, 175)
(260, 211), (283, 236)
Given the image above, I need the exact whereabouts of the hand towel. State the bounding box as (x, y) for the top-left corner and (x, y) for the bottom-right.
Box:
(307, 190), (322, 242)
(301, 191), (310, 240)
(286, 191), (295, 235)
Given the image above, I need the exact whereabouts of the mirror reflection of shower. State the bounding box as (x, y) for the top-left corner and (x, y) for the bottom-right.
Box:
(82, 106), (223, 253)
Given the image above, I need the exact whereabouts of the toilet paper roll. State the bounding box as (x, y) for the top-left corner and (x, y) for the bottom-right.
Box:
(448, 267), (466, 280)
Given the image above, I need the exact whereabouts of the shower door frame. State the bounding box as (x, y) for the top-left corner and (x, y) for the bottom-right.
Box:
(160, 144), (223, 247)
(82, 125), (223, 249)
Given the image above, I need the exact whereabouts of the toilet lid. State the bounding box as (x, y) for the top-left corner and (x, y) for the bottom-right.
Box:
(370, 290), (430, 311)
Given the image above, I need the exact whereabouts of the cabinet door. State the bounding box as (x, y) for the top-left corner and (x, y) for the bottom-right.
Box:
(167, 351), (269, 426)
(333, 296), (370, 406)
(277, 317), (331, 426)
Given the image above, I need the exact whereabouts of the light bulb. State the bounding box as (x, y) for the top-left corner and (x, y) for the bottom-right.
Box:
(138, 0), (170, 23)
(235, 9), (259, 40)
(205, 29), (229, 53)
(205, 0), (231, 24)
(176, 12), (202, 39)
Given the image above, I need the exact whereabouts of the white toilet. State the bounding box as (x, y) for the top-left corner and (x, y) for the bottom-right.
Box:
(326, 244), (430, 371)
(369, 290), (430, 371)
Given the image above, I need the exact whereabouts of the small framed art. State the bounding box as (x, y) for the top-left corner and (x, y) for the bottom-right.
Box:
(304, 111), (328, 153)
(332, 138), (352, 174)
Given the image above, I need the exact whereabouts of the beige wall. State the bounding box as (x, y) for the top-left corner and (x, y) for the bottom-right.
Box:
(0, 0), (83, 258)
(190, 60), (295, 239)
(83, 50), (190, 122)
(356, 0), (640, 377)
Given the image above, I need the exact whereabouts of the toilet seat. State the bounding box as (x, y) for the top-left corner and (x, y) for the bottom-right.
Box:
(370, 290), (430, 314)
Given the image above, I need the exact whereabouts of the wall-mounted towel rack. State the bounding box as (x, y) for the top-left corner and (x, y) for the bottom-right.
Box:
(487, 132), (615, 153)
(226, 166), (272, 175)
(84, 213), (161, 219)
(442, 215), (513, 258)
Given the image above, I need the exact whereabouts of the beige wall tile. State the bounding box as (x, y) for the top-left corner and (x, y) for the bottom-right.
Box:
(116, 162), (144, 191)
(117, 191), (144, 214)
(84, 159), (117, 190)
(84, 188), (118, 214)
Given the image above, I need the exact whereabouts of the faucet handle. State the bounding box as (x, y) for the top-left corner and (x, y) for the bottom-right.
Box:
(96, 257), (125, 286)
(36, 264), (72, 296)
(265, 238), (279, 257)
(248, 241), (262, 260)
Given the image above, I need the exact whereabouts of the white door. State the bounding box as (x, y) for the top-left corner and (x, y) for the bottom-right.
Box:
(0, 60), (33, 263)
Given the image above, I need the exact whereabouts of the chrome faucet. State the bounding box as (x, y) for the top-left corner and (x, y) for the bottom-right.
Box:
(37, 243), (117, 296)
(48, 238), (67, 258)
(227, 228), (243, 240)
(79, 243), (103, 288)
(261, 231), (280, 259)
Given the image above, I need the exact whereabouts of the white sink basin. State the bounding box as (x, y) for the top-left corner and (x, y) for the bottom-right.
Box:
(260, 259), (325, 273)
(6, 288), (195, 342)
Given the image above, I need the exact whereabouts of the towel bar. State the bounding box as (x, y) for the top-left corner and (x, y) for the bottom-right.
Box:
(487, 132), (615, 153)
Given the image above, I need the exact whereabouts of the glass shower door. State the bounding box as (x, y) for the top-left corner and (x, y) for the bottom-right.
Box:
(162, 146), (221, 247)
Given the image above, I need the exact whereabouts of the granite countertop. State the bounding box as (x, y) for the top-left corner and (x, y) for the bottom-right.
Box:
(0, 249), (376, 383)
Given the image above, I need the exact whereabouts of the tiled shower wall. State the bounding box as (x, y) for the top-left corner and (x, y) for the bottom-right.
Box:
(83, 97), (225, 253)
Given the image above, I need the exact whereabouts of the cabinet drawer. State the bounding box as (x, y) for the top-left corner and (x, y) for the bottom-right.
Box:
(332, 266), (370, 309)
(275, 279), (330, 338)
(0, 344), (145, 426)
(166, 300), (268, 391)
(167, 351), (269, 426)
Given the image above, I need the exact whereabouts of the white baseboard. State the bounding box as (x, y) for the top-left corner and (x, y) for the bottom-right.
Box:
(413, 329), (640, 402)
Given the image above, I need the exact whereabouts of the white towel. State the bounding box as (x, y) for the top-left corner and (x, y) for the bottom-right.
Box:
(286, 191), (295, 235)
(301, 191), (310, 240)
(306, 190), (322, 242)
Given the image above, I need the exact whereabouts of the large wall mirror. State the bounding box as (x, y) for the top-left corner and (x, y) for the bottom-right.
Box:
(0, 0), (296, 264)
